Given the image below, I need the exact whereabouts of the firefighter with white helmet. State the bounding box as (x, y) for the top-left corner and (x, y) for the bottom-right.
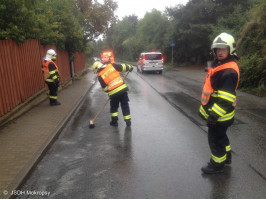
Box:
(199, 33), (240, 174)
(42, 49), (61, 106)
(92, 60), (133, 126)
(211, 32), (238, 58)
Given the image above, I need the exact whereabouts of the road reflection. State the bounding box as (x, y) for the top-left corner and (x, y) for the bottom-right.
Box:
(202, 167), (232, 198)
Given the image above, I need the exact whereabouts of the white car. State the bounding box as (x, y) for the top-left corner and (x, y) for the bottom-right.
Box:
(137, 52), (164, 74)
(93, 57), (101, 62)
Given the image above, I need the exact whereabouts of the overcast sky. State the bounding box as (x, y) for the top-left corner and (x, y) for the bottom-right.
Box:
(100, 0), (189, 20)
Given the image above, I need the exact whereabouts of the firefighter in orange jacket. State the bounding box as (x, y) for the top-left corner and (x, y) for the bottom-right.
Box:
(42, 49), (61, 106)
(199, 33), (240, 174)
(92, 61), (133, 126)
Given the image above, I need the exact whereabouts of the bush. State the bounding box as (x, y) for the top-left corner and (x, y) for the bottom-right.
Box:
(237, 0), (266, 96)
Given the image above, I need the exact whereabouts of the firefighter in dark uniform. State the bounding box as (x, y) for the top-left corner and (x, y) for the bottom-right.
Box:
(42, 49), (61, 106)
(199, 33), (240, 174)
(92, 61), (133, 126)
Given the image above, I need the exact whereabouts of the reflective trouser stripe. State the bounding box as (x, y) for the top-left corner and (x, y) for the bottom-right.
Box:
(111, 112), (118, 117)
(211, 153), (227, 163)
(50, 95), (57, 99)
(124, 115), (131, 120)
(226, 145), (231, 152)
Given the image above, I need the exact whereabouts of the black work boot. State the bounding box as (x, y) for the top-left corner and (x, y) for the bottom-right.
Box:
(225, 151), (232, 165)
(201, 162), (224, 174)
(125, 119), (131, 127)
(110, 120), (118, 126)
(50, 101), (61, 106)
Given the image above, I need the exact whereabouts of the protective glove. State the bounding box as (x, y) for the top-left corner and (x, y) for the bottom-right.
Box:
(129, 65), (133, 72)
(207, 116), (217, 126)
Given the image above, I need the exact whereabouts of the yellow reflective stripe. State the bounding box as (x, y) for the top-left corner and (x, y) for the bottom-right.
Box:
(49, 69), (57, 75)
(200, 106), (235, 122)
(217, 110), (235, 122)
(108, 84), (127, 96)
(218, 90), (236, 103)
(111, 112), (118, 117)
(103, 86), (108, 92)
(108, 77), (123, 90)
(211, 154), (226, 163)
(121, 64), (127, 72)
(199, 105), (209, 119)
(211, 91), (218, 97)
(45, 79), (54, 82)
(226, 145), (231, 152)
(49, 95), (57, 99)
(212, 103), (226, 117)
(124, 115), (131, 120)
(52, 75), (58, 80)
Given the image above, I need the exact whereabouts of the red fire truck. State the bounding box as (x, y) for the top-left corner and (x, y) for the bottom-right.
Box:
(101, 51), (115, 63)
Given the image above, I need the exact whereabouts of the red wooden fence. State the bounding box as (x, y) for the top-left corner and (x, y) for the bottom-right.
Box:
(74, 52), (85, 73)
(0, 39), (85, 117)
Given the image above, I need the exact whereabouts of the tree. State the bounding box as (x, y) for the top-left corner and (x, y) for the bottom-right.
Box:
(74, 0), (118, 40)
(0, 0), (117, 55)
(210, 0), (253, 40)
(237, 0), (266, 95)
(136, 9), (169, 52)
(166, 1), (215, 64)
(0, 0), (37, 42)
(111, 15), (138, 59)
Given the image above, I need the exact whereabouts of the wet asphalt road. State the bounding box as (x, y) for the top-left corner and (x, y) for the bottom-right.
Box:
(18, 68), (266, 198)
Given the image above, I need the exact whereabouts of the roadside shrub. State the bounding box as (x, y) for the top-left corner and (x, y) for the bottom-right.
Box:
(237, 0), (266, 96)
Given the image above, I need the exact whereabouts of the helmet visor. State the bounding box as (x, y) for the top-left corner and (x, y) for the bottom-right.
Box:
(211, 44), (228, 50)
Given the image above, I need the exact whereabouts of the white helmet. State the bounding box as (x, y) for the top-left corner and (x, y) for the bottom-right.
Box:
(92, 61), (104, 73)
(45, 49), (57, 60)
(211, 33), (236, 56)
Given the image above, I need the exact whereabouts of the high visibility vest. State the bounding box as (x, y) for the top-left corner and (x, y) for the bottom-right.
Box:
(42, 60), (59, 82)
(201, 61), (240, 106)
(98, 64), (124, 92)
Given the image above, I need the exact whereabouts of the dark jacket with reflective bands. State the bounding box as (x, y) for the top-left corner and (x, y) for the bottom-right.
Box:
(98, 63), (133, 98)
(199, 57), (240, 126)
(42, 60), (60, 84)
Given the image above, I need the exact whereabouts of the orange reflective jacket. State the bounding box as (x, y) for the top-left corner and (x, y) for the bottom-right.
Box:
(201, 61), (240, 106)
(98, 64), (124, 91)
(42, 60), (59, 82)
